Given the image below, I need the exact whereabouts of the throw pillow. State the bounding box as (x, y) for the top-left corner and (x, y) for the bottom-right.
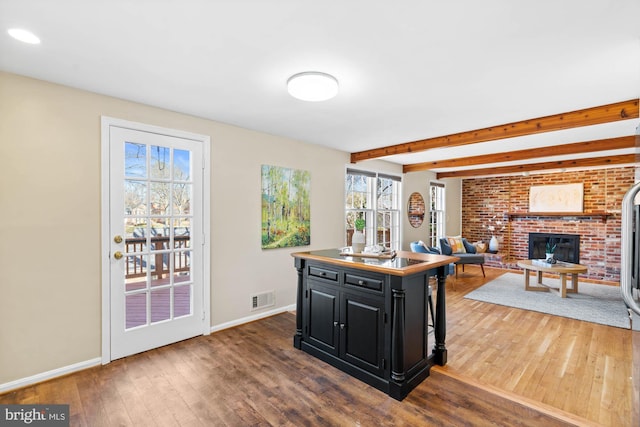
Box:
(474, 241), (488, 253)
(447, 236), (467, 254)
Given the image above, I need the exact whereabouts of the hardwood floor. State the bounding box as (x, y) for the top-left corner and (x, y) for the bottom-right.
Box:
(1, 268), (634, 426)
(444, 267), (634, 427)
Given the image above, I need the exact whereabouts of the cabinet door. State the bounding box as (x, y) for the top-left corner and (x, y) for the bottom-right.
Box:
(340, 291), (386, 377)
(306, 281), (339, 356)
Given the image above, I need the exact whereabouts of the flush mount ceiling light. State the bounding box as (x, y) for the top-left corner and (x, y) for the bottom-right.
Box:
(287, 72), (339, 102)
(8, 28), (41, 44)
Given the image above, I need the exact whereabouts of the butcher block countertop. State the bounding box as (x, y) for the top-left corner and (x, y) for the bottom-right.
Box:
(291, 249), (458, 276)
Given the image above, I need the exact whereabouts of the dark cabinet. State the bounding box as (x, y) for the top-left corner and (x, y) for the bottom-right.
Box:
(293, 251), (449, 400)
(306, 281), (339, 355)
(306, 279), (385, 377)
(340, 290), (385, 376)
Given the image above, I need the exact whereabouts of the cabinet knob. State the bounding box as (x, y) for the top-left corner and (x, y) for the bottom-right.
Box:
(333, 321), (338, 327)
(340, 323), (345, 330)
(358, 280), (365, 285)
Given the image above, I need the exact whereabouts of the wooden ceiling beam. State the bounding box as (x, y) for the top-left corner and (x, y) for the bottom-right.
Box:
(435, 154), (638, 179)
(402, 135), (636, 173)
(351, 99), (639, 163)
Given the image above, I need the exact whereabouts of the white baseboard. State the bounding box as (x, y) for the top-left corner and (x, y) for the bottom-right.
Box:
(1, 306), (297, 393)
(211, 304), (296, 333)
(0, 357), (102, 394)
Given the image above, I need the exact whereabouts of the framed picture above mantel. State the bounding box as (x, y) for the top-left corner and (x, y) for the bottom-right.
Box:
(529, 183), (583, 213)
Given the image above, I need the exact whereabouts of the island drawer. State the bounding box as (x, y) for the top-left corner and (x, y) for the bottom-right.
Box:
(344, 273), (383, 292)
(308, 266), (339, 282)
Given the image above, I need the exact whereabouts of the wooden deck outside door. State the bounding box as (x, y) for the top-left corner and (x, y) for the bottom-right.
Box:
(106, 122), (206, 360)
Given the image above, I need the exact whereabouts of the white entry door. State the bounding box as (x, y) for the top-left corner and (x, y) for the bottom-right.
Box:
(102, 118), (209, 361)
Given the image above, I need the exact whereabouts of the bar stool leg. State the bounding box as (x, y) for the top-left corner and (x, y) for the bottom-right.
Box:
(428, 284), (435, 328)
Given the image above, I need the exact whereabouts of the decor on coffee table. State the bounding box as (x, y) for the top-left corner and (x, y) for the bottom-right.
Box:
(545, 241), (557, 264)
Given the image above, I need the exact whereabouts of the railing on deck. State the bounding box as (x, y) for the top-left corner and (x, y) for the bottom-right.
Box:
(125, 235), (190, 279)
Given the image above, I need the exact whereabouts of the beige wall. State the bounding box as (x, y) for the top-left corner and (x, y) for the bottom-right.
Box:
(401, 173), (462, 249)
(0, 72), (401, 385)
(443, 178), (462, 237)
(401, 170), (435, 249)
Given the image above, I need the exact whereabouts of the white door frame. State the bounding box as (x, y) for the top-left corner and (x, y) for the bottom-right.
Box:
(100, 116), (211, 364)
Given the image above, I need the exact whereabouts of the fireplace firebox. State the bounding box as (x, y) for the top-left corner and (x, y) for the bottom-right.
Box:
(528, 233), (580, 263)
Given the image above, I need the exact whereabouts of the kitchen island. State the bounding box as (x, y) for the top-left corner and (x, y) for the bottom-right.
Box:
(291, 249), (457, 400)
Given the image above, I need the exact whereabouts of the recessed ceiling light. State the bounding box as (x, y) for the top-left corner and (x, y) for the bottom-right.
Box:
(8, 28), (41, 44)
(287, 72), (339, 102)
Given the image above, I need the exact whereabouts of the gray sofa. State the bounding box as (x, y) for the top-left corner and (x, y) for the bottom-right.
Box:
(439, 238), (485, 278)
(409, 241), (455, 276)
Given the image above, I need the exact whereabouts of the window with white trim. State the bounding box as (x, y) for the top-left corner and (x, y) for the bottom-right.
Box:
(429, 181), (445, 247)
(345, 168), (401, 250)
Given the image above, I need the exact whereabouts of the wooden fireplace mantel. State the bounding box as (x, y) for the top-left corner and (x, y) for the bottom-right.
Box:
(506, 211), (609, 220)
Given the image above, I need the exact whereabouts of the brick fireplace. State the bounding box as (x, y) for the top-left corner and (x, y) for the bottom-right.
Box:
(461, 166), (636, 282)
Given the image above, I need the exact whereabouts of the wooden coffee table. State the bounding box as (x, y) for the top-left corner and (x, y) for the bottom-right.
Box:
(517, 259), (588, 298)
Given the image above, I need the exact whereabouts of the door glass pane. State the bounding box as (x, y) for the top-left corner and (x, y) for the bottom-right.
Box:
(174, 149), (191, 181)
(173, 218), (190, 249)
(150, 145), (171, 180)
(150, 252), (170, 287)
(174, 250), (191, 283)
(150, 182), (170, 216)
(125, 142), (146, 178)
(125, 255), (147, 291)
(150, 288), (171, 323)
(174, 285), (191, 317)
(173, 183), (191, 214)
(150, 220), (170, 250)
(124, 180), (147, 216)
(125, 218), (148, 252)
(126, 293), (147, 329)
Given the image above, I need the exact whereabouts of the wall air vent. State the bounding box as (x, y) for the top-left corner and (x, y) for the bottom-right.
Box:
(251, 291), (275, 311)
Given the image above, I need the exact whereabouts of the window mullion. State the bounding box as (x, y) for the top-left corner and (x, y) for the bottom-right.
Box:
(371, 178), (377, 247)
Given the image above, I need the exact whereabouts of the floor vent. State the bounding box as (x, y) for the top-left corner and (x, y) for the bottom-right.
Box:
(251, 291), (275, 311)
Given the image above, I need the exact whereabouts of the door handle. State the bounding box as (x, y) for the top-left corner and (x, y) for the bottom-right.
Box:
(113, 251), (123, 260)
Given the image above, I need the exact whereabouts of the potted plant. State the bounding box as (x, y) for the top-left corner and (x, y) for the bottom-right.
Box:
(545, 241), (557, 264)
(352, 218), (366, 254)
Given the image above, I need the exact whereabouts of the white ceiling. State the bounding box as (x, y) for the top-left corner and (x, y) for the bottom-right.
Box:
(1, 0), (639, 172)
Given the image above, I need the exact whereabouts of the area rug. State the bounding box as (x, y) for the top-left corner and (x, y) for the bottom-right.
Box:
(464, 273), (630, 329)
